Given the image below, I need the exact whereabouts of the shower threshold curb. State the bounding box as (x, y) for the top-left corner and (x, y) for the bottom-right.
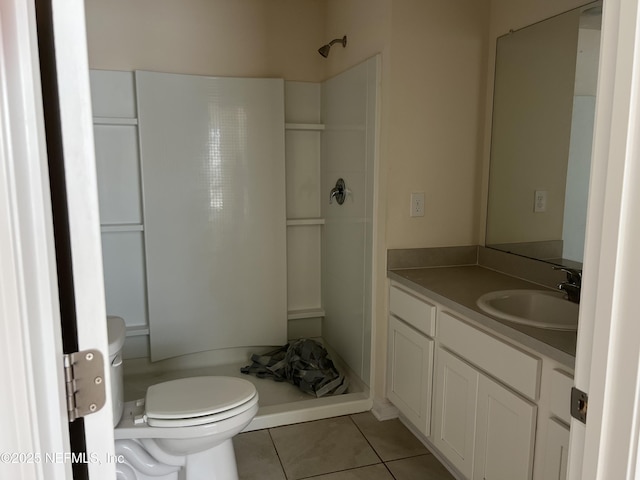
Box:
(244, 392), (372, 431)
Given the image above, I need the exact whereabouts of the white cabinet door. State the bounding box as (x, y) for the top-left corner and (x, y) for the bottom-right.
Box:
(474, 375), (537, 480)
(387, 315), (434, 436)
(433, 348), (480, 479)
(543, 419), (570, 480)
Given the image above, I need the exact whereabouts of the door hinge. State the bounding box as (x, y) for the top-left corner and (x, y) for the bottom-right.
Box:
(571, 386), (588, 424)
(64, 349), (106, 422)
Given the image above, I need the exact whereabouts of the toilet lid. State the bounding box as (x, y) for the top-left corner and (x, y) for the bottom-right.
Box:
(145, 376), (257, 421)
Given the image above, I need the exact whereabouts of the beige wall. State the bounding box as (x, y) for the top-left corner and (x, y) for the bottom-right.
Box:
(385, 0), (489, 250)
(323, 0), (392, 80)
(324, 0), (490, 250)
(85, 0), (326, 81)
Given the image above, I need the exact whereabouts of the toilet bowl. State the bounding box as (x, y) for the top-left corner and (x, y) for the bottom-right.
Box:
(107, 316), (258, 480)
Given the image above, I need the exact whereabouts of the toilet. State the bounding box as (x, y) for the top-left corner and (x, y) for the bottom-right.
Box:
(107, 316), (259, 480)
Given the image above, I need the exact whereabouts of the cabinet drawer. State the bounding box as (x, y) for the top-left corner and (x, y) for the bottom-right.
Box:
(439, 311), (540, 400)
(389, 285), (436, 336)
(550, 369), (574, 424)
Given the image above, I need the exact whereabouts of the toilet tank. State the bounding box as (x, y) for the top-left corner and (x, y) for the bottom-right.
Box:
(107, 315), (126, 427)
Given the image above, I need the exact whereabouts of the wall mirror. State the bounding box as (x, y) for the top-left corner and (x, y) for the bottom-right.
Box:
(485, 2), (602, 269)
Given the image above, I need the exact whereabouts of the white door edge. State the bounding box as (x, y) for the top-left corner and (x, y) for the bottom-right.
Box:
(569, 0), (640, 478)
(48, 0), (116, 477)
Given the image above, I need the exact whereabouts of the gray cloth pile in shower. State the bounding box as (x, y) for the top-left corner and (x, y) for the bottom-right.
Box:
(241, 338), (349, 398)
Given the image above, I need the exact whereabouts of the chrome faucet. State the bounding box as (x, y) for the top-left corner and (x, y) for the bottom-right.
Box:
(553, 266), (581, 303)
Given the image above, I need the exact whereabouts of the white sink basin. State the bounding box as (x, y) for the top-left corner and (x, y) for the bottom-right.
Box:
(476, 289), (579, 331)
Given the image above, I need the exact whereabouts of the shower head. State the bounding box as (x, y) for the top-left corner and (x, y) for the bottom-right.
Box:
(318, 36), (347, 58)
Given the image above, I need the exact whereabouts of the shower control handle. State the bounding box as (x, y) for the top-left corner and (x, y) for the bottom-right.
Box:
(329, 178), (347, 205)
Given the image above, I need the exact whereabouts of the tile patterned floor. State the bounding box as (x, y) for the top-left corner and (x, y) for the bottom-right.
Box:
(233, 412), (455, 480)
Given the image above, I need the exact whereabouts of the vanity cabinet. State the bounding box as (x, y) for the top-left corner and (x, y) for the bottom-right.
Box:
(387, 281), (545, 480)
(387, 285), (436, 436)
(433, 313), (538, 480)
(433, 347), (537, 480)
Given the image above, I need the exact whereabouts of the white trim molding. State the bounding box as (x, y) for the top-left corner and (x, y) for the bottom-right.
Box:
(371, 397), (400, 421)
(0, 1), (71, 479)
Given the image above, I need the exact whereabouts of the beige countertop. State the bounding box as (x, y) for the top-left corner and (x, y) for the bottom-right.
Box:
(388, 265), (577, 369)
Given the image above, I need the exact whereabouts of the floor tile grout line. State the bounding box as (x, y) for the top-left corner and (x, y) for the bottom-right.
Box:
(348, 414), (384, 463)
(382, 461), (399, 480)
(267, 427), (291, 480)
(348, 413), (430, 464)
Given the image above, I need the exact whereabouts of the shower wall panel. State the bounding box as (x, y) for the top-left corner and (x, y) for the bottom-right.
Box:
(136, 71), (287, 361)
(321, 56), (379, 384)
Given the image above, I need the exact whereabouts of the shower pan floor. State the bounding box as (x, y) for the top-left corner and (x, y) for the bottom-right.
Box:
(122, 344), (371, 431)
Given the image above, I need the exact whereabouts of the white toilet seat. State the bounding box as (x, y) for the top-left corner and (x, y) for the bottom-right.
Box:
(142, 376), (257, 427)
(146, 398), (257, 427)
(145, 376), (257, 427)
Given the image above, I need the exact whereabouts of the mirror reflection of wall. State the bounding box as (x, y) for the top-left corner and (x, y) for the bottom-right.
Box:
(486, 2), (601, 268)
(562, 6), (601, 264)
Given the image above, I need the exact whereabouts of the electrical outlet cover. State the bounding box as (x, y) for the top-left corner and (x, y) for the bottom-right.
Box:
(534, 190), (547, 213)
(410, 192), (425, 217)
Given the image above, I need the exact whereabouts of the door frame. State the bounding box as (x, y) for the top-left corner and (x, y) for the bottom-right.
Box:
(1, 0), (114, 479)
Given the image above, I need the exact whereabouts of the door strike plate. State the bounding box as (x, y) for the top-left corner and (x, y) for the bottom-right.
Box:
(571, 386), (588, 424)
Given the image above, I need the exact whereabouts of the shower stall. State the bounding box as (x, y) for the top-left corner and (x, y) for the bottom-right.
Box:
(94, 56), (379, 428)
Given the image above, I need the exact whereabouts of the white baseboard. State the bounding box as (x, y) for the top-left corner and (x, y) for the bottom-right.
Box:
(371, 397), (399, 421)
